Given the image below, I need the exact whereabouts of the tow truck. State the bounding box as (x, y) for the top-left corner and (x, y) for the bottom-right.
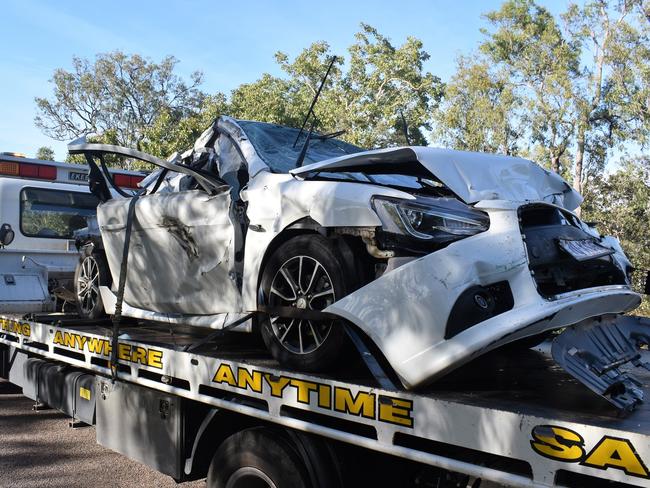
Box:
(0, 152), (145, 313)
(2, 309), (650, 487)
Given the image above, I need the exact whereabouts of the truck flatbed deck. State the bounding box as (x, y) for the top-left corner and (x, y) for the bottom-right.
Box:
(2, 312), (650, 487)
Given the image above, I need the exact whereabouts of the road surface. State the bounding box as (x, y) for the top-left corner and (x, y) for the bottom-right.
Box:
(0, 379), (205, 488)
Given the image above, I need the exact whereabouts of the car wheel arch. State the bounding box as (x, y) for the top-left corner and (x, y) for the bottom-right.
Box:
(254, 218), (373, 300)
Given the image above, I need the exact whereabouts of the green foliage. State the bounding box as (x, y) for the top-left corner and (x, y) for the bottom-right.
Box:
(35, 51), (204, 156)
(434, 57), (521, 154)
(342, 24), (443, 147)
(229, 25), (443, 148)
(142, 94), (228, 158)
(434, 0), (649, 196)
(582, 158), (650, 315)
(35, 146), (55, 161)
(480, 0), (577, 173)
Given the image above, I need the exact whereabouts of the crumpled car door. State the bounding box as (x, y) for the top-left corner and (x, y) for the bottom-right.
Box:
(98, 187), (241, 315)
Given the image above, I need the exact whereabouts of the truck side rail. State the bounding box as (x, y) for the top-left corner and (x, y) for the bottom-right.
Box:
(2, 314), (650, 488)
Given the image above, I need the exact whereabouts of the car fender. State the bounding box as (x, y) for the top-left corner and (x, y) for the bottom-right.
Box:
(240, 173), (413, 311)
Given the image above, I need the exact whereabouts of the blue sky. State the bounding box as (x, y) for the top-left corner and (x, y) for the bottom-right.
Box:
(1, 0), (569, 160)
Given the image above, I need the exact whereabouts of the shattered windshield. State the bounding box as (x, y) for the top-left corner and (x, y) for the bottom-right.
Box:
(237, 120), (364, 173)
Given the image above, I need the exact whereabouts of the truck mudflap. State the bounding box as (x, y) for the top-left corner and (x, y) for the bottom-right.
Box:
(552, 315), (650, 412)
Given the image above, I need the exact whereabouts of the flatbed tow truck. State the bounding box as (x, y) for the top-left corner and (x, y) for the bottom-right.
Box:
(2, 312), (650, 488)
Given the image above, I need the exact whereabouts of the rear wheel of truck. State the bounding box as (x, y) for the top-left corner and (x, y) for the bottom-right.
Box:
(258, 234), (352, 372)
(74, 251), (111, 319)
(206, 428), (319, 488)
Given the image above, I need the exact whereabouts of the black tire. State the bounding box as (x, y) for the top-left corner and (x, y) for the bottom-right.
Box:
(258, 234), (353, 372)
(206, 428), (312, 488)
(74, 250), (111, 319)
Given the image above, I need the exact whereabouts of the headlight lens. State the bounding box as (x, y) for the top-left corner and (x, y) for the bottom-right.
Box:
(372, 196), (489, 242)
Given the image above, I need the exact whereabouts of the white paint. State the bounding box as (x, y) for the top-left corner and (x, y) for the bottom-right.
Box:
(86, 117), (639, 390)
(293, 146), (582, 210)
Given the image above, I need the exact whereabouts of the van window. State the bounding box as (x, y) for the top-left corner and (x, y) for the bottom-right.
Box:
(20, 187), (99, 239)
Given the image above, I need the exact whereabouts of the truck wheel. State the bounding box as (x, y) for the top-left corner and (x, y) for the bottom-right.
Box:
(74, 251), (111, 319)
(206, 428), (312, 488)
(258, 234), (352, 372)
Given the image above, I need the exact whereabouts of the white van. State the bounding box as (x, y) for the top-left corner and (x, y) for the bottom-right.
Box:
(0, 152), (144, 313)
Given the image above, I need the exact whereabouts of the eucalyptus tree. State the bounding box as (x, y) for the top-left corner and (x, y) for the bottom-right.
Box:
(35, 52), (205, 154)
(229, 24), (443, 149)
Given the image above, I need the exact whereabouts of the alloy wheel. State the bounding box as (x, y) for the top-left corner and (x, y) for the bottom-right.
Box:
(268, 255), (336, 355)
(76, 256), (100, 315)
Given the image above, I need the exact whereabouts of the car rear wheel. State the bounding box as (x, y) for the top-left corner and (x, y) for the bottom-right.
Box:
(75, 250), (111, 319)
(259, 234), (352, 372)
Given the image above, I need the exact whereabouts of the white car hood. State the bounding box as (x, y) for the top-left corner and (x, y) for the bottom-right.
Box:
(291, 146), (582, 210)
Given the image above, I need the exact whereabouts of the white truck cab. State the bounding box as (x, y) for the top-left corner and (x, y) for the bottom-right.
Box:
(0, 152), (144, 313)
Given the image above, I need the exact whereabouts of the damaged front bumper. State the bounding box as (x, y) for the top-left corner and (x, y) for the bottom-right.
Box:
(323, 201), (641, 389)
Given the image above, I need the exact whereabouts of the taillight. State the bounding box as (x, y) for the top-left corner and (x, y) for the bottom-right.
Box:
(0, 161), (57, 180)
(113, 173), (130, 187)
(18, 164), (56, 180)
(38, 165), (57, 179)
(19, 164), (39, 178)
(130, 175), (144, 188)
(113, 173), (144, 188)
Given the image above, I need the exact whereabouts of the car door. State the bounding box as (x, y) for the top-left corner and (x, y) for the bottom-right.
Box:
(99, 183), (242, 315)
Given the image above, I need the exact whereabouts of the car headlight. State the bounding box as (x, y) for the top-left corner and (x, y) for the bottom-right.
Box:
(372, 196), (489, 242)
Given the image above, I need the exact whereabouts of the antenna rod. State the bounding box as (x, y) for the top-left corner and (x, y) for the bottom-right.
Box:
(295, 118), (318, 168)
(293, 55), (337, 147)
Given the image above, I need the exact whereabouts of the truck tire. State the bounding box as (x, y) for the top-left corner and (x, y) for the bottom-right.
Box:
(74, 250), (111, 319)
(206, 428), (312, 488)
(258, 234), (352, 372)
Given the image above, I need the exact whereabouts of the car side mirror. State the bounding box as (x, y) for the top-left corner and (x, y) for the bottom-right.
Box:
(0, 223), (15, 247)
(645, 270), (650, 295)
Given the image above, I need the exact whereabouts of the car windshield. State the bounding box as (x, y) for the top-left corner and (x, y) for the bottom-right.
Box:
(237, 120), (364, 173)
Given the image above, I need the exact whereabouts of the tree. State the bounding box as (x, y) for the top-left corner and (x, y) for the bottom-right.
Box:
(229, 43), (337, 129)
(434, 57), (522, 154)
(582, 157), (650, 314)
(229, 24), (444, 148)
(35, 52), (205, 155)
(342, 24), (443, 147)
(433, 0), (649, 202)
(35, 146), (55, 161)
(142, 94), (229, 158)
(563, 0), (648, 195)
(479, 0), (579, 173)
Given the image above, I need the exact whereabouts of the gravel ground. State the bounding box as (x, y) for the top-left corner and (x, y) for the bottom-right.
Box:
(0, 379), (206, 488)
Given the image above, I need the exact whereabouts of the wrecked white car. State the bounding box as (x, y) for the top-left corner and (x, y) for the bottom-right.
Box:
(68, 116), (642, 396)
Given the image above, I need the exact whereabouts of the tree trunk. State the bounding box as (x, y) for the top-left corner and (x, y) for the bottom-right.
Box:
(573, 129), (585, 216)
(550, 154), (561, 174)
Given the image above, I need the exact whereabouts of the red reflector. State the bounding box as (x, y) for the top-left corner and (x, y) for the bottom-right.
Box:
(0, 161), (20, 176)
(113, 174), (131, 187)
(38, 165), (57, 180)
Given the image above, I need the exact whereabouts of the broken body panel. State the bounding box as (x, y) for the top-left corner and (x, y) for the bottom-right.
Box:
(69, 116), (642, 396)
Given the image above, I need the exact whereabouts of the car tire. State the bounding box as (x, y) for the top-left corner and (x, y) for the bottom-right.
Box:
(258, 234), (352, 372)
(206, 428), (312, 488)
(74, 250), (111, 319)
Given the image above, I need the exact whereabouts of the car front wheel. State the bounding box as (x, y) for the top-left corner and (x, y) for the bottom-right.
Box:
(258, 234), (352, 372)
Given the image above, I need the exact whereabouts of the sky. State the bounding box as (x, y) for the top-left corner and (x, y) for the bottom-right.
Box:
(1, 0), (570, 161)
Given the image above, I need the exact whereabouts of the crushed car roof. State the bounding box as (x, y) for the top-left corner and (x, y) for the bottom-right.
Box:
(291, 146), (583, 210)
